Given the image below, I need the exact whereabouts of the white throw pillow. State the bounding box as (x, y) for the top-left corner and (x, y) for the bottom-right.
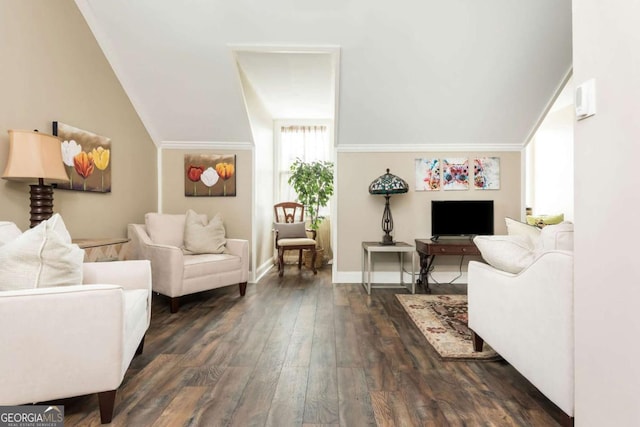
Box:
(183, 210), (227, 254)
(539, 221), (574, 251)
(505, 217), (541, 248)
(474, 235), (536, 274)
(0, 222), (22, 246)
(0, 215), (84, 291)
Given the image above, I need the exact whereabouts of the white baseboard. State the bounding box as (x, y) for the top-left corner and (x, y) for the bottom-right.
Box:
(252, 260), (274, 283)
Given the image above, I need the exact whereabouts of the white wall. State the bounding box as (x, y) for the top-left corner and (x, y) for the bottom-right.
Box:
(238, 68), (275, 280)
(526, 104), (574, 221)
(573, 1), (640, 425)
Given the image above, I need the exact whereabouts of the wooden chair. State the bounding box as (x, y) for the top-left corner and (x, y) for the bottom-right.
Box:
(273, 202), (317, 277)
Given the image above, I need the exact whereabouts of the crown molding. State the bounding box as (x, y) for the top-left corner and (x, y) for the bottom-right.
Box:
(336, 143), (524, 153)
(159, 140), (254, 150)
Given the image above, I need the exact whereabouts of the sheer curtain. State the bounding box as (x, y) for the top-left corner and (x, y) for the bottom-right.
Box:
(278, 125), (331, 211)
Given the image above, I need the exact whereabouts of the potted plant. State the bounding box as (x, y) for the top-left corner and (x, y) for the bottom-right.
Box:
(288, 158), (334, 267)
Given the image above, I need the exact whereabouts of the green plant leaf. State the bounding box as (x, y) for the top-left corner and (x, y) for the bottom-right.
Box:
(288, 158), (334, 230)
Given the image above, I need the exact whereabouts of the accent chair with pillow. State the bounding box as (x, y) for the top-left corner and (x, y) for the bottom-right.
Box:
(0, 215), (152, 424)
(468, 221), (574, 422)
(273, 202), (317, 277)
(127, 210), (249, 313)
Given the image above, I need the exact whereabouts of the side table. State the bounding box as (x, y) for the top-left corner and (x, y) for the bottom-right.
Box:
(73, 238), (130, 262)
(361, 241), (416, 295)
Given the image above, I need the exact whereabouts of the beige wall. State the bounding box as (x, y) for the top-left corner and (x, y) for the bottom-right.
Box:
(336, 151), (521, 274)
(161, 149), (252, 244)
(0, 0), (157, 236)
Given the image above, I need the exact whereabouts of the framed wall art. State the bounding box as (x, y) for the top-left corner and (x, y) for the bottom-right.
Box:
(474, 157), (501, 190)
(415, 158), (441, 191)
(442, 157), (469, 191)
(184, 154), (236, 197)
(53, 121), (111, 193)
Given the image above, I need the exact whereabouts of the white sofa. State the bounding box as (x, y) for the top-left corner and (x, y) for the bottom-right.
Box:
(0, 259), (152, 424)
(128, 212), (249, 313)
(468, 222), (574, 419)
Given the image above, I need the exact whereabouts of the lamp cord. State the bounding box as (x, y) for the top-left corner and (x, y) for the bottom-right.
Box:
(428, 255), (465, 286)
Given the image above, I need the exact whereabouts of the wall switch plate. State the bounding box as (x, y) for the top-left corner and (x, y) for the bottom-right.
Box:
(575, 79), (596, 120)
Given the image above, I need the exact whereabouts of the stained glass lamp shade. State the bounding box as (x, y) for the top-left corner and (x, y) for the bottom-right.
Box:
(368, 168), (409, 245)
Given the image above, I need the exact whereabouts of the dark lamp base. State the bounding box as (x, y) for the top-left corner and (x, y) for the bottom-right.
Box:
(29, 183), (54, 228)
(380, 235), (396, 246)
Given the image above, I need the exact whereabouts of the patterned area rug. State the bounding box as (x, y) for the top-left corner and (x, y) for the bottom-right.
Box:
(396, 294), (500, 361)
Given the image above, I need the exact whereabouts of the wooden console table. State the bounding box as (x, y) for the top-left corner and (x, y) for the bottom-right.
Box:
(73, 238), (130, 262)
(414, 238), (481, 293)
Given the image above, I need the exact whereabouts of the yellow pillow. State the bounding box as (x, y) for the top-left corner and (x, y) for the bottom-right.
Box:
(526, 213), (564, 228)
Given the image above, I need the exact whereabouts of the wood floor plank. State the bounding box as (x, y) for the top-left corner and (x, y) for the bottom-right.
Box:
(337, 367), (376, 426)
(153, 386), (207, 427)
(265, 367), (308, 427)
(304, 366), (339, 425)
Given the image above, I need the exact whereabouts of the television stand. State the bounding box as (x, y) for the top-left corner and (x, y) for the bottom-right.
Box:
(415, 238), (481, 293)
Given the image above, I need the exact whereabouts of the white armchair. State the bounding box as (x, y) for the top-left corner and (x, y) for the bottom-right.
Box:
(0, 260), (152, 424)
(468, 222), (574, 420)
(128, 212), (249, 313)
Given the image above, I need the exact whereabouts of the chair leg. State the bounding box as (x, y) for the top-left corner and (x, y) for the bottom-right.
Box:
(170, 297), (180, 313)
(135, 335), (145, 356)
(472, 330), (484, 352)
(239, 282), (247, 296)
(97, 390), (117, 424)
(278, 248), (285, 277)
(311, 248), (317, 274)
(298, 249), (303, 269)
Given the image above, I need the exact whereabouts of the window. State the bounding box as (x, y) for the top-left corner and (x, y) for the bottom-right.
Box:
(276, 124), (331, 214)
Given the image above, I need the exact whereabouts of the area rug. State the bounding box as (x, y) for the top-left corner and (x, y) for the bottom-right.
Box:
(396, 294), (500, 361)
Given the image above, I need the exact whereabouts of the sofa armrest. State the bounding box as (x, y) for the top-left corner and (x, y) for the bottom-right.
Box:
(83, 260), (152, 324)
(226, 239), (249, 282)
(127, 223), (185, 297)
(0, 285), (127, 405)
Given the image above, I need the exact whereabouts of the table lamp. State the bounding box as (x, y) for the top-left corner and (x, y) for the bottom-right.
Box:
(2, 129), (69, 227)
(368, 168), (409, 245)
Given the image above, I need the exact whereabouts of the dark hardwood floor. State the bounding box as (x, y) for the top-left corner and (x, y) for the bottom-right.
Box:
(60, 266), (565, 426)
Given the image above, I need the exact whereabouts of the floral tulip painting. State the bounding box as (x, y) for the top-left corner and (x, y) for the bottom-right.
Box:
(53, 122), (112, 193)
(184, 154), (236, 197)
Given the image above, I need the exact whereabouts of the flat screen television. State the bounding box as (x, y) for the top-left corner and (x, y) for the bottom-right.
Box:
(431, 200), (494, 238)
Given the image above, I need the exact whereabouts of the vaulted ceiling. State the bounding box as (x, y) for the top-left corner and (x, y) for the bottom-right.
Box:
(75, 0), (572, 149)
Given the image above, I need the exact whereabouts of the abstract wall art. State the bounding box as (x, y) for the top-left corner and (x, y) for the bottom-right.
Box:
(415, 158), (441, 191)
(474, 157), (501, 190)
(442, 157), (469, 191)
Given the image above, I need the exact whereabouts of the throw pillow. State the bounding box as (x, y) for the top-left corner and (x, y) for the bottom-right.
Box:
(473, 235), (536, 274)
(505, 217), (541, 248)
(526, 213), (564, 228)
(183, 209), (227, 254)
(273, 222), (308, 239)
(0, 215), (84, 291)
(539, 221), (574, 251)
(0, 222), (22, 246)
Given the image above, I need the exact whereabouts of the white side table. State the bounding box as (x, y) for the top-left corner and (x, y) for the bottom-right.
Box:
(361, 241), (416, 295)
